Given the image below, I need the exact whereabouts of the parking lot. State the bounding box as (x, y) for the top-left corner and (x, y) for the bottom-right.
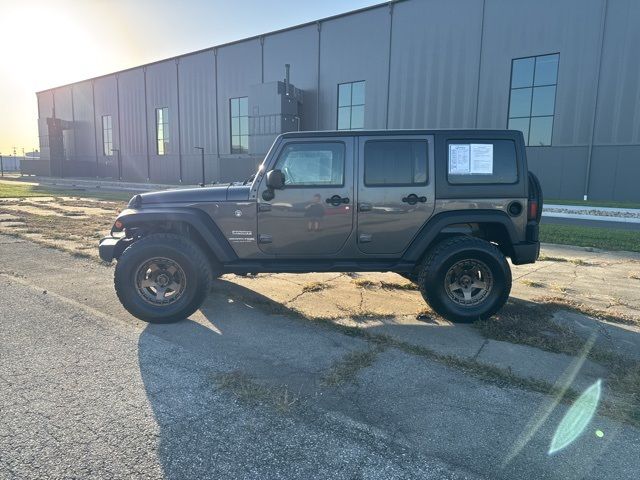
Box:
(1, 191), (640, 479)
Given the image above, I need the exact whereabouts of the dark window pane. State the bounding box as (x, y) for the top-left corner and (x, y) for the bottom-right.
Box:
(447, 140), (518, 184)
(351, 105), (364, 129)
(529, 116), (553, 146)
(276, 142), (345, 186)
(509, 88), (532, 118)
(508, 118), (530, 146)
(162, 108), (168, 124)
(239, 97), (248, 117)
(337, 106), (351, 130)
(157, 140), (164, 155)
(240, 116), (249, 136)
(240, 135), (249, 152)
(534, 54), (559, 86)
(231, 117), (240, 136)
(230, 98), (239, 117)
(364, 141), (428, 186)
(231, 136), (241, 154)
(338, 83), (351, 107)
(531, 85), (556, 116)
(511, 57), (535, 88)
(351, 81), (365, 105)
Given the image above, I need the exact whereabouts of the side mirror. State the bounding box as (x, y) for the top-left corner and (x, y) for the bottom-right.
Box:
(265, 169), (285, 190)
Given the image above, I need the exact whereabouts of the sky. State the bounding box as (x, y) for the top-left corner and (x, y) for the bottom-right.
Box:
(0, 0), (380, 155)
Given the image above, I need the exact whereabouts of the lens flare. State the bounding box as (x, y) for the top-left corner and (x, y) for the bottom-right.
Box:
(548, 379), (602, 455)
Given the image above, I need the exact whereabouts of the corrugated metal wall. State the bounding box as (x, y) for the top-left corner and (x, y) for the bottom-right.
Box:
(35, 0), (640, 201)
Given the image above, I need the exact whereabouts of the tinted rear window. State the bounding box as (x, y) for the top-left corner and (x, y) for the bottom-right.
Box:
(446, 139), (518, 184)
(364, 140), (428, 186)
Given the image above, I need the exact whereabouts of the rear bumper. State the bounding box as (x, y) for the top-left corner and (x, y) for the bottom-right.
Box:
(98, 236), (130, 263)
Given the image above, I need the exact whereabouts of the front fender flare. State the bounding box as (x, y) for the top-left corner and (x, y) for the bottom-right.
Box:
(115, 207), (237, 263)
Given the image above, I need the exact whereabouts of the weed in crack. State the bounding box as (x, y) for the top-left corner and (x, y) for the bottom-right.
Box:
(214, 370), (299, 413)
(322, 347), (384, 386)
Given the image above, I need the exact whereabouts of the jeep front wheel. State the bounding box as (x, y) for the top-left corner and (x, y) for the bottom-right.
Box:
(114, 233), (212, 323)
(418, 237), (511, 323)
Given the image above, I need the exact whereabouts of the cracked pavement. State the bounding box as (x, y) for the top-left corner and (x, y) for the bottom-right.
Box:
(1, 235), (639, 479)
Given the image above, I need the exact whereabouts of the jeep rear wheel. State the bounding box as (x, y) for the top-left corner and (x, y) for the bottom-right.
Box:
(114, 233), (212, 323)
(418, 236), (511, 323)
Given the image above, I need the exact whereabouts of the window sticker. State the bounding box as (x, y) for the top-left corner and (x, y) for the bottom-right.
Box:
(470, 144), (494, 174)
(448, 144), (470, 174)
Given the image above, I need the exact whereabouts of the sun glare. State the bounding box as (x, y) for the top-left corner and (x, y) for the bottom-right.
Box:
(2, 5), (104, 90)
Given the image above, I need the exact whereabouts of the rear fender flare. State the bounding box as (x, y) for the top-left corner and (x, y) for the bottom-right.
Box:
(403, 210), (520, 263)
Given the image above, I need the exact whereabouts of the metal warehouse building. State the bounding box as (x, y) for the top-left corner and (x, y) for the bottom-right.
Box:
(35, 0), (640, 201)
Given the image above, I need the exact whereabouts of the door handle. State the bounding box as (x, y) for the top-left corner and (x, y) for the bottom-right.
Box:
(258, 203), (271, 212)
(359, 203), (372, 212)
(402, 194), (427, 205)
(326, 195), (349, 206)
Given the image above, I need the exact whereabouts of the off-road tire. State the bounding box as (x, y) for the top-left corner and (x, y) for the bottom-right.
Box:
(418, 236), (511, 323)
(114, 233), (212, 323)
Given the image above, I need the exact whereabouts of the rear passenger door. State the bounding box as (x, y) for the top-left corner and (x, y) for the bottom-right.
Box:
(356, 135), (435, 255)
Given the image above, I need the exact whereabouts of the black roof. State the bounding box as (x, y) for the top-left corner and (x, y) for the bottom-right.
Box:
(280, 129), (517, 138)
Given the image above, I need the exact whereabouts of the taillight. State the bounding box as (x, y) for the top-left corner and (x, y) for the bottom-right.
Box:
(528, 200), (538, 221)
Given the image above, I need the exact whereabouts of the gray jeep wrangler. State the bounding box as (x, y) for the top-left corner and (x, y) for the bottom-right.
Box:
(99, 130), (542, 323)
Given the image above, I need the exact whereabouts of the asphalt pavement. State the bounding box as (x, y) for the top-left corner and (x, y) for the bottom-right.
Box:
(1, 235), (639, 479)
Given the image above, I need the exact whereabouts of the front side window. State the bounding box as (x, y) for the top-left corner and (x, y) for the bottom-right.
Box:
(508, 53), (559, 146)
(102, 115), (113, 156)
(156, 107), (169, 155)
(230, 97), (249, 154)
(364, 140), (428, 186)
(337, 81), (365, 130)
(276, 142), (345, 186)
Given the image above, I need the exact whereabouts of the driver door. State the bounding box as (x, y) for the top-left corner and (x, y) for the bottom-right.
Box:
(257, 137), (354, 256)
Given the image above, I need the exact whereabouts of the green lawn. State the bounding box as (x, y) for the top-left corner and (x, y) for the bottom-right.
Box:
(547, 198), (640, 210)
(0, 180), (133, 202)
(540, 223), (640, 253)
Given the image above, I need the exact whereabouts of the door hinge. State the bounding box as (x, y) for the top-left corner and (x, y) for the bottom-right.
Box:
(258, 234), (273, 244)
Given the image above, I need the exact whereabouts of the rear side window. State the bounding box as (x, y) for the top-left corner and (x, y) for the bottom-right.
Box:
(447, 139), (518, 184)
(364, 140), (428, 186)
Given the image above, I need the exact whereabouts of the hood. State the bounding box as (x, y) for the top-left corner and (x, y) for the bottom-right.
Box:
(137, 185), (232, 205)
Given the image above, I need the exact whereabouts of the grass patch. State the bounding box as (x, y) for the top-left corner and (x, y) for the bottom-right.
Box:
(538, 255), (569, 262)
(322, 347), (383, 386)
(547, 198), (640, 210)
(540, 224), (640, 253)
(215, 370), (299, 413)
(0, 180), (134, 202)
(379, 280), (419, 291)
(301, 281), (330, 293)
(352, 278), (377, 289)
(521, 279), (545, 288)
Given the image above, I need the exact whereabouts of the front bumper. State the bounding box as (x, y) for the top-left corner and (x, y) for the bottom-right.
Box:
(98, 236), (130, 263)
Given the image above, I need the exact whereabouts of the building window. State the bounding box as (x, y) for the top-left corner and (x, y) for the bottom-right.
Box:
(156, 107), (169, 155)
(337, 81), (365, 130)
(102, 115), (113, 156)
(508, 54), (559, 146)
(230, 97), (249, 154)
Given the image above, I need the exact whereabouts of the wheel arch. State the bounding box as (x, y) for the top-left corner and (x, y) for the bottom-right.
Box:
(115, 208), (237, 264)
(403, 210), (520, 264)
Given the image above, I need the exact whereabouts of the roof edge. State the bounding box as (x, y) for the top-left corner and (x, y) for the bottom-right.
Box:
(37, 0), (402, 95)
